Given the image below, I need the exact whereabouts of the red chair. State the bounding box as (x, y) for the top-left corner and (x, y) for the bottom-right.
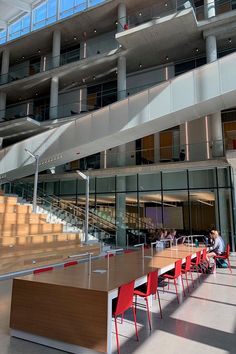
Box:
(181, 254), (194, 292)
(134, 271), (162, 331)
(124, 250), (134, 254)
(33, 266), (54, 274)
(214, 244), (232, 273)
(200, 248), (209, 274)
(64, 260), (78, 267)
(112, 281), (139, 354)
(162, 259), (186, 303)
(190, 250), (202, 283)
(105, 253), (115, 258)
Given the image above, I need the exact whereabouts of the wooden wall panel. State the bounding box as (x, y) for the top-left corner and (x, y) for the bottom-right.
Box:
(10, 279), (108, 353)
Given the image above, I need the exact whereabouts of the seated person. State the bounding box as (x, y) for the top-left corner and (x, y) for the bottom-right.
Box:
(206, 229), (225, 262)
(166, 229), (177, 245)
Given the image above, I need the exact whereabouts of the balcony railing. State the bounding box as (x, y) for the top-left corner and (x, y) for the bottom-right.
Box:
(75, 139), (226, 171)
(0, 37), (117, 86)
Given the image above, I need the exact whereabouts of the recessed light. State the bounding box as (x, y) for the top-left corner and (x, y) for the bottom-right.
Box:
(139, 12), (142, 16)
(165, 55), (169, 61)
(35, 92), (38, 96)
(38, 49), (41, 53)
(93, 76), (96, 80)
(139, 63), (142, 68)
(22, 56), (25, 59)
(195, 48), (199, 53)
(73, 35), (77, 40)
(228, 38), (232, 43)
(94, 29), (97, 33)
(165, 3), (168, 6)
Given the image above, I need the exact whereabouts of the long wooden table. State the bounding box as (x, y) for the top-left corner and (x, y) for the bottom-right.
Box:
(10, 245), (204, 354)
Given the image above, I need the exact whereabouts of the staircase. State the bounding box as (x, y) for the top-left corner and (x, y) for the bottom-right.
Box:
(9, 181), (117, 244)
(0, 191), (101, 277)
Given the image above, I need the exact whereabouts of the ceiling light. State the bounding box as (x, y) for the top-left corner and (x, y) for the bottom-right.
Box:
(195, 48), (199, 53)
(228, 38), (232, 43)
(165, 3), (168, 6)
(73, 35), (77, 40)
(94, 29), (97, 33)
(93, 76), (96, 80)
(139, 63), (142, 68)
(22, 56), (25, 59)
(38, 49), (41, 53)
(165, 55), (169, 61)
(35, 92), (38, 96)
(139, 12), (142, 16)
(115, 20), (118, 25)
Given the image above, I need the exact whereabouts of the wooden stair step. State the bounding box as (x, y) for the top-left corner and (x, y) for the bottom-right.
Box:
(0, 243), (100, 276)
(0, 196), (18, 205)
(0, 232), (80, 246)
(0, 204), (32, 213)
(0, 223), (63, 236)
(0, 213), (47, 224)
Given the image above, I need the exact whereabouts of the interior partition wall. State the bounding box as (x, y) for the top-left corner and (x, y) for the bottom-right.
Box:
(41, 166), (235, 248)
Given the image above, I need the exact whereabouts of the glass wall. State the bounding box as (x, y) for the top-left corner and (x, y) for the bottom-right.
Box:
(41, 167), (234, 247)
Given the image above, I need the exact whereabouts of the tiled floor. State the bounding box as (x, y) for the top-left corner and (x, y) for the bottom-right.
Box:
(0, 256), (235, 354)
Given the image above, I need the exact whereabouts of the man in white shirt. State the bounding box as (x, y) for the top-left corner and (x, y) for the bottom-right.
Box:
(206, 229), (225, 261)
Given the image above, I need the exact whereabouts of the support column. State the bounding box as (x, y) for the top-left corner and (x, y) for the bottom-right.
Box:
(117, 2), (126, 33)
(205, 32), (223, 157)
(117, 55), (127, 166)
(1, 49), (10, 84)
(0, 91), (6, 120)
(206, 35), (217, 63)
(211, 112), (224, 157)
(50, 76), (59, 119)
(154, 132), (160, 163)
(116, 176), (126, 247)
(79, 86), (87, 112)
(204, 0), (216, 19)
(52, 29), (61, 68)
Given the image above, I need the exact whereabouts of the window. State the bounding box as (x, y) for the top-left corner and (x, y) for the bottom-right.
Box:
(60, 0), (86, 19)
(9, 15), (30, 40)
(0, 30), (6, 44)
(33, 0), (57, 30)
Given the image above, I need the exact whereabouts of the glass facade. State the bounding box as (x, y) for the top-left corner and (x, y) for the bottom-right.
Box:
(40, 167), (234, 247)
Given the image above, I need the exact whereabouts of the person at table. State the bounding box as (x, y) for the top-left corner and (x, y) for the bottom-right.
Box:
(206, 229), (225, 262)
(166, 229), (176, 245)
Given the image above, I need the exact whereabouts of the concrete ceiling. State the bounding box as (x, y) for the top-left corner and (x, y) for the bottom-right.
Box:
(0, 0), (33, 29)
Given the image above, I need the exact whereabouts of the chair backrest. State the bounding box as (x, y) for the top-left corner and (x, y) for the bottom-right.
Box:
(146, 271), (158, 296)
(64, 261), (78, 267)
(124, 250), (134, 254)
(184, 255), (192, 271)
(226, 244), (230, 257)
(33, 266), (53, 274)
(195, 251), (202, 265)
(201, 248), (207, 262)
(174, 259), (182, 277)
(105, 253), (115, 258)
(114, 280), (135, 316)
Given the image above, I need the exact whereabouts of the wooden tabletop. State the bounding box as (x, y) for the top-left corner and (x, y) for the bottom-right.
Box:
(15, 245), (204, 292)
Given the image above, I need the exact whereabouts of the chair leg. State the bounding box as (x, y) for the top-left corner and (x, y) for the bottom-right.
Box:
(190, 269), (194, 288)
(181, 275), (186, 297)
(132, 306), (139, 341)
(145, 297), (151, 331)
(185, 272), (190, 293)
(156, 290), (163, 319)
(114, 316), (120, 354)
(227, 257), (232, 274)
(174, 279), (179, 304)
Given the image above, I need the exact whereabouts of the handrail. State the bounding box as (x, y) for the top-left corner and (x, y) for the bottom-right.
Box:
(9, 181), (115, 243)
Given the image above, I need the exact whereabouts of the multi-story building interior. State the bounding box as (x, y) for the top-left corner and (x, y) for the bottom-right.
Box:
(0, 2), (236, 354)
(0, 0), (236, 249)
